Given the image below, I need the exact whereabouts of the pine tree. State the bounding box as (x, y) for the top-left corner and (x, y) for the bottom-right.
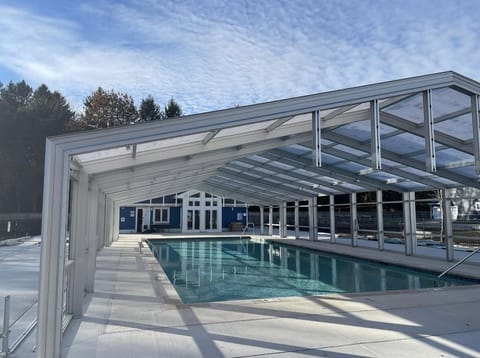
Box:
(81, 87), (138, 128)
(139, 95), (162, 122)
(163, 97), (183, 118)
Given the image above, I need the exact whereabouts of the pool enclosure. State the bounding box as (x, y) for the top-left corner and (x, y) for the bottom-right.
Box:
(38, 71), (480, 358)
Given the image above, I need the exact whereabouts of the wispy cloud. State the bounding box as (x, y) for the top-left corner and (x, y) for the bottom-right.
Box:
(0, 1), (479, 114)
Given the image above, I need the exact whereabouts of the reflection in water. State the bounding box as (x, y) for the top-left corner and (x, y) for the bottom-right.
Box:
(149, 239), (474, 304)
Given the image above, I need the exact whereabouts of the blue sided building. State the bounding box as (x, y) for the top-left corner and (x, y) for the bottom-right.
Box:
(119, 191), (247, 233)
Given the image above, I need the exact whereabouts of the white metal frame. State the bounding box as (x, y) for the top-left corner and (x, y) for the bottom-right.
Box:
(37, 71), (480, 358)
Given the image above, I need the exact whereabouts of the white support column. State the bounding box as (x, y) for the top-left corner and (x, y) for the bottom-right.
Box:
(403, 192), (417, 256)
(37, 142), (69, 358)
(423, 89), (436, 173)
(112, 203), (120, 241)
(350, 193), (358, 247)
(471, 94), (480, 174)
(97, 193), (106, 250)
(371, 99), (382, 170)
(279, 202), (286, 238)
(308, 197), (318, 240)
(68, 169), (89, 317)
(329, 195), (336, 243)
(268, 206), (273, 236)
(294, 201), (300, 239)
(442, 189), (454, 261)
(259, 205), (265, 235)
(85, 185), (99, 293)
(313, 110), (321, 167)
(376, 190), (384, 251)
(103, 198), (111, 246)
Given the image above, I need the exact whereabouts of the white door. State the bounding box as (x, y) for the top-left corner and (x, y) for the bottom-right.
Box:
(182, 192), (221, 232)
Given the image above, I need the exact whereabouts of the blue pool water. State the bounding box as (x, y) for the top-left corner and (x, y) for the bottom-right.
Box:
(148, 238), (477, 304)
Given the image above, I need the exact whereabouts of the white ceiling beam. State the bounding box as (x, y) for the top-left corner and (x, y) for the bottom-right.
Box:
(265, 116), (294, 132)
(202, 129), (220, 144)
(81, 120), (311, 174)
(324, 131), (479, 188)
(226, 160), (342, 194)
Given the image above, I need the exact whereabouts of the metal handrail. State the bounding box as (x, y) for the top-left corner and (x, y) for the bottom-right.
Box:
(438, 246), (480, 278)
(1, 296), (38, 357)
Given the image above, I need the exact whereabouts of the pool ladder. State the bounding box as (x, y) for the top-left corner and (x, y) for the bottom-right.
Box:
(438, 246), (480, 278)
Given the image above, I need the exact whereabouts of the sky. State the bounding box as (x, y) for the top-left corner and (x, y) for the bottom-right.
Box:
(0, 0), (479, 114)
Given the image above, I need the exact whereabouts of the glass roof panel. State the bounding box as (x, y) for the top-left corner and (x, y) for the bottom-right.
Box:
(434, 113), (473, 140)
(322, 153), (343, 165)
(332, 144), (368, 157)
(366, 171), (402, 181)
(322, 139), (334, 146)
(248, 155), (270, 163)
(413, 148), (473, 167)
(231, 161), (254, 168)
(242, 171), (262, 178)
(137, 132), (208, 152)
(337, 183), (364, 191)
(333, 120), (371, 141)
(453, 165), (477, 178)
(269, 161), (294, 170)
(396, 181), (426, 190)
(433, 177), (458, 186)
(284, 113), (312, 125)
(277, 174), (299, 181)
(334, 162), (369, 173)
(296, 168), (317, 177)
(76, 146), (131, 162)
(253, 167), (277, 175)
(383, 93), (423, 124)
(381, 158), (402, 167)
(282, 144), (311, 156)
(382, 132), (424, 154)
(379, 123), (398, 136)
(216, 121), (275, 138)
(431, 87), (470, 118)
(262, 177), (282, 184)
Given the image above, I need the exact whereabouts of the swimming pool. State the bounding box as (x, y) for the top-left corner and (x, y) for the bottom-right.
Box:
(148, 238), (477, 304)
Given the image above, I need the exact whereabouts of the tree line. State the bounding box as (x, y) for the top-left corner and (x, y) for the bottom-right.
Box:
(0, 80), (183, 214)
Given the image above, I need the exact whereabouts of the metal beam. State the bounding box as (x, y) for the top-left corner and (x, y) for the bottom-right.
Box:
(403, 192), (417, 256)
(202, 129), (220, 144)
(371, 99), (381, 170)
(443, 189), (454, 262)
(37, 141), (70, 358)
(323, 131), (480, 189)
(213, 169), (307, 200)
(321, 146), (444, 189)
(350, 193), (358, 247)
(313, 110), (321, 167)
(376, 190), (384, 251)
(265, 116), (294, 132)
(267, 149), (398, 192)
(471, 94), (480, 174)
(232, 158), (342, 194)
(423, 89), (436, 172)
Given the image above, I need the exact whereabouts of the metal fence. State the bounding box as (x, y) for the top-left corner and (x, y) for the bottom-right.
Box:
(0, 295), (37, 357)
(0, 213), (41, 241)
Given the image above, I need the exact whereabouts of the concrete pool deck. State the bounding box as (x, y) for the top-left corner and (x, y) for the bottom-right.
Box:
(47, 234), (480, 358)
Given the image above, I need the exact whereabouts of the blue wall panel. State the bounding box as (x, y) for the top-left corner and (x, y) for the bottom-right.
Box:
(151, 207), (181, 230)
(119, 206), (136, 230)
(222, 207), (247, 228)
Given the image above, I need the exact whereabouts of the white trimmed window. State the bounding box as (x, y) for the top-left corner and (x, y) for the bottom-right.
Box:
(153, 208), (169, 224)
